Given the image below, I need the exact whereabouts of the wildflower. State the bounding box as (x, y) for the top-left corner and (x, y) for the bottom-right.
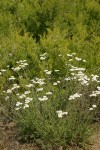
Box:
(15, 107), (20, 110)
(26, 84), (34, 88)
(9, 76), (16, 80)
(44, 70), (48, 72)
(53, 82), (57, 85)
(31, 79), (36, 83)
(46, 92), (52, 95)
(81, 80), (89, 86)
(71, 73), (75, 76)
(7, 89), (12, 94)
(68, 59), (73, 61)
(1, 69), (6, 72)
(19, 64), (26, 69)
(5, 96), (9, 100)
(65, 77), (71, 81)
(58, 113), (63, 118)
(16, 102), (23, 107)
(58, 54), (62, 57)
(16, 93), (20, 96)
(70, 67), (85, 71)
(13, 67), (21, 72)
(89, 108), (93, 111)
(36, 88), (43, 92)
(40, 53), (47, 57)
(75, 57), (82, 61)
(56, 110), (68, 118)
(23, 62), (28, 66)
(11, 84), (20, 90)
(40, 57), (46, 60)
(19, 94), (26, 99)
(54, 70), (59, 72)
(68, 93), (82, 100)
(25, 97), (33, 104)
(72, 53), (76, 55)
(38, 96), (48, 101)
(16, 60), (27, 64)
(91, 75), (99, 81)
(90, 90), (100, 97)
(57, 81), (60, 84)
(92, 104), (97, 108)
(67, 54), (73, 57)
(90, 93), (97, 97)
(37, 81), (46, 86)
(24, 91), (31, 95)
(25, 97), (33, 101)
(45, 71), (52, 75)
(62, 112), (68, 115)
(0, 72), (2, 75)
(23, 104), (29, 109)
(83, 60), (86, 63)
(56, 110), (63, 118)
(97, 86), (100, 91)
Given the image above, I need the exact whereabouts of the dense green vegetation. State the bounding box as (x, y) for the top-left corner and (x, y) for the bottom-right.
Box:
(0, 0), (100, 149)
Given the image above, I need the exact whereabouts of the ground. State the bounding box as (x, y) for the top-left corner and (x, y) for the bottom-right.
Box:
(89, 124), (100, 150)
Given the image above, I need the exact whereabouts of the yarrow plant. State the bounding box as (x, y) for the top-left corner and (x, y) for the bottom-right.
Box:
(0, 53), (100, 149)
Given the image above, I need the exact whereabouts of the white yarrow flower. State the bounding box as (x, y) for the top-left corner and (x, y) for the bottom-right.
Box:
(24, 91), (31, 95)
(36, 88), (43, 92)
(46, 92), (52, 95)
(7, 89), (12, 94)
(16, 102), (23, 107)
(45, 71), (52, 75)
(89, 108), (93, 111)
(23, 104), (29, 109)
(19, 94), (26, 99)
(13, 67), (21, 72)
(1, 69), (6, 72)
(92, 104), (97, 108)
(26, 84), (34, 88)
(53, 82), (57, 85)
(38, 96), (48, 101)
(56, 110), (68, 118)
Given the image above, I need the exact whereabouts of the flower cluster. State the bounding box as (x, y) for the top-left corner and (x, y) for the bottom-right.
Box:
(89, 104), (97, 111)
(40, 53), (48, 60)
(56, 110), (68, 118)
(68, 93), (82, 100)
(12, 60), (28, 72)
(2, 52), (99, 119)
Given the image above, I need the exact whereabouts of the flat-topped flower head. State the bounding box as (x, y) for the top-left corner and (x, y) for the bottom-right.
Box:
(26, 84), (34, 88)
(92, 104), (97, 108)
(1, 69), (6, 72)
(69, 93), (82, 100)
(24, 91), (31, 95)
(56, 110), (68, 118)
(36, 88), (43, 92)
(38, 96), (48, 101)
(46, 92), (52, 95)
(7, 89), (12, 94)
(9, 76), (16, 80)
